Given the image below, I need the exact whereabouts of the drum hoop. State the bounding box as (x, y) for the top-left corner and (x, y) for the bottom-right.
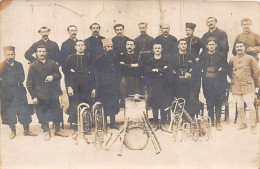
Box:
(124, 126), (149, 150)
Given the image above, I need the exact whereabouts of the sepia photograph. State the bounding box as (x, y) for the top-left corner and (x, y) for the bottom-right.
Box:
(0, 0), (259, 169)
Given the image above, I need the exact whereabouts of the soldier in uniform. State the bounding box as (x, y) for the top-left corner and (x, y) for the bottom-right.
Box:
(84, 23), (105, 61)
(134, 22), (154, 54)
(185, 22), (204, 98)
(154, 24), (178, 56)
(202, 17), (229, 58)
(229, 41), (259, 135)
(64, 40), (95, 132)
(118, 39), (143, 102)
(25, 26), (61, 64)
(146, 43), (172, 129)
(95, 39), (120, 129)
(172, 39), (200, 119)
(199, 37), (229, 130)
(0, 46), (37, 139)
(60, 25), (78, 72)
(112, 24), (130, 56)
(26, 45), (68, 140)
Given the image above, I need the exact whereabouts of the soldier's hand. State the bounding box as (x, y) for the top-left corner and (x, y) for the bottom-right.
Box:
(152, 69), (158, 72)
(91, 89), (96, 98)
(131, 64), (138, 67)
(45, 75), (53, 82)
(195, 58), (200, 62)
(67, 87), (74, 96)
(32, 98), (38, 105)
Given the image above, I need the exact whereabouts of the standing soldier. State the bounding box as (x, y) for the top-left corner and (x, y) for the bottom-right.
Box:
(172, 39), (200, 119)
(154, 24), (178, 56)
(26, 45), (68, 140)
(25, 26), (61, 64)
(146, 43), (172, 129)
(95, 39), (120, 129)
(60, 25), (78, 72)
(185, 22), (204, 98)
(134, 22), (154, 54)
(0, 46), (37, 139)
(229, 41), (259, 135)
(84, 23), (105, 61)
(202, 17), (229, 58)
(112, 24), (130, 56)
(64, 40), (95, 132)
(199, 38), (229, 130)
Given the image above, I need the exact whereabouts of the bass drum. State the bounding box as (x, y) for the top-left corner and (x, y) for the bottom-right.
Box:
(124, 126), (148, 150)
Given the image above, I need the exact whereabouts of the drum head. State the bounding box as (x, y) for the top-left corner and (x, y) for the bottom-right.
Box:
(124, 127), (148, 150)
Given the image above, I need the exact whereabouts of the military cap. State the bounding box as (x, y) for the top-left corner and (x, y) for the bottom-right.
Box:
(102, 38), (113, 47)
(186, 22), (196, 30)
(3, 46), (15, 52)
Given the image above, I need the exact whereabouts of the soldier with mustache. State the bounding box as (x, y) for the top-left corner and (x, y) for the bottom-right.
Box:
(84, 23), (105, 61)
(202, 17), (229, 58)
(60, 25), (78, 72)
(112, 24), (130, 56)
(25, 27), (61, 65)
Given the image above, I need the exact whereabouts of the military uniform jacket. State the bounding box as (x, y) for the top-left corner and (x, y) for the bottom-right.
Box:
(154, 34), (178, 56)
(202, 27), (229, 57)
(134, 34), (154, 53)
(112, 35), (130, 55)
(26, 59), (62, 100)
(25, 39), (61, 64)
(64, 53), (95, 90)
(185, 36), (204, 59)
(84, 35), (105, 60)
(118, 52), (141, 77)
(60, 38), (77, 71)
(229, 54), (259, 95)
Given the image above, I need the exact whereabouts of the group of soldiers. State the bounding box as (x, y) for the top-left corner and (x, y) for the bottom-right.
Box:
(0, 17), (259, 141)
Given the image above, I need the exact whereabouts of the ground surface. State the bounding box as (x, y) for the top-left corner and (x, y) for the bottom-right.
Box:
(0, 95), (260, 169)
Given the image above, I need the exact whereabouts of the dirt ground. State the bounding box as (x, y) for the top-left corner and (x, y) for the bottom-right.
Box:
(0, 95), (260, 169)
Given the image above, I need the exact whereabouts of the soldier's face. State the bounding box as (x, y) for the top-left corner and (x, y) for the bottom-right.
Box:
(126, 41), (135, 52)
(241, 21), (251, 32)
(178, 41), (187, 51)
(36, 48), (47, 60)
(185, 28), (194, 37)
(68, 26), (78, 39)
(91, 24), (100, 36)
(139, 24), (147, 34)
(104, 44), (113, 52)
(161, 25), (170, 36)
(153, 44), (162, 55)
(235, 43), (245, 55)
(75, 41), (86, 53)
(206, 18), (217, 29)
(206, 41), (217, 52)
(40, 28), (50, 40)
(115, 26), (124, 36)
(5, 51), (15, 63)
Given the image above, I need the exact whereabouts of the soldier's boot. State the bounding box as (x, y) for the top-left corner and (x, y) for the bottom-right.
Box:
(23, 124), (37, 136)
(54, 123), (68, 137)
(161, 110), (168, 131)
(43, 124), (51, 141)
(9, 124), (16, 139)
(110, 115), (118, 129)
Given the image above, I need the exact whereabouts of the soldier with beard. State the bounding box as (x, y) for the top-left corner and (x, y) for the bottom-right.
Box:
(84, 23), (105, 61)
(0, 46), (37, 139)
(95, 39), (120, 129)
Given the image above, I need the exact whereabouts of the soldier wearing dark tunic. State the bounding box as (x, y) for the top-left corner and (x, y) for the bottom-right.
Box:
(25, 27), (61, 64)
(146, 43), (172, 129)
(84, 23), (105, 61)
(154, 24), (178, 56)
(112, 24), (130, 56)
(202, 17), (229, 58)
(134, 22), (154, 54)
(0, 46), (37, 139)
(199, 37), (229, 130)
(118, 40), (143, 101)
(185, 22), (205, 98)
(60, 25), (78, 72)
(64, 40), (95, 131)
(95, 39), (120, 128)
(172, 39), (200, 119)
(26, 45), (67, 140)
